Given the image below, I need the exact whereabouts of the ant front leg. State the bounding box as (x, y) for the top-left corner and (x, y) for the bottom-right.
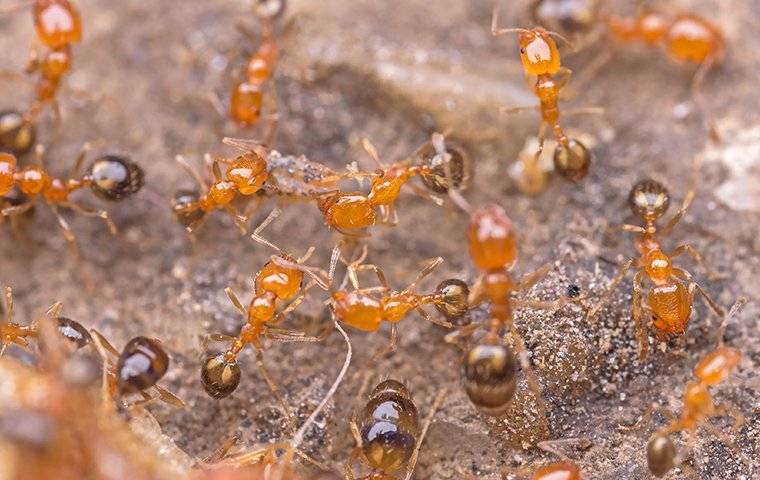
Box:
(632, 270), (649, 360)
(585, 258), (637, 323)
(671, 244), (722, 280)
(61, 201), (118, 235)
(254, 344), (295, 426)
(673, 267), (725, 319)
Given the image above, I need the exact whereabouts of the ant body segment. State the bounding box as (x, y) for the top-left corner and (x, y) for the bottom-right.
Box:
(0, 149), (143, 253)
(200, 209), (334, 417)
(585, 178), (723, 359)
(0, 0), (83, 146)
(346, 379), (445, 480)
(491, 5), (595, 194)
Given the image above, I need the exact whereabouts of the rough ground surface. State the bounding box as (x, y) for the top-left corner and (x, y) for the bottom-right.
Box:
(1, 0), (759, 478)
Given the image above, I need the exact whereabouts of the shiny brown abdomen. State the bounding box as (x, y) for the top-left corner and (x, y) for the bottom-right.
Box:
(649, 280), (691, 335)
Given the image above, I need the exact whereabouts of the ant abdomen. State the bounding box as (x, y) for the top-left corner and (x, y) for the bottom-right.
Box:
(647, 434), (676, 477)
(358, 380), (419, 472)
(0, 110), (35, 155)
(463, 343), (518, 416)
(434, 279), (470, 321)
(115, 336), (169, 395)
(89, 155), (144, 201)
(55, 317), (92, 349)
(255, 0), (287, 19)
(201, 353), (241, 399)
(553, 138), (591, 182)
(628, 179), (671, 219)
(531, 0), (600, 36)
(172, 189), (206, 227)
(416, 141), (470, 193)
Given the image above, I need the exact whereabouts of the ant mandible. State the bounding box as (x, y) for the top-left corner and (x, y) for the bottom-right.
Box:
(0, 148), (144, 253)
(346, 379), (446, 480)
(585, 178), (723, 359)
(200, 208), (335, 421)
(491, 4), (595, 194)
(0, 0), (83, 152)
(229, 0), (286, 133)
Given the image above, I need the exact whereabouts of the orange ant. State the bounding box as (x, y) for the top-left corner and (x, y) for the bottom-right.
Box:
(0, 148), (144, 252)
(200, 309), (352, 480)
(229, 0), (285, 134)
(432, 133), (583, 421)
(328, 248), (467, 362)
(0, 0), (83, 141)
(585, 178), (723, 360)
(532, 1), (724, 96)
(491, 4), (596, 195)
(200, 209), (336, 420)
(500, 438), (589, 479)
(346, 379), (446, 480)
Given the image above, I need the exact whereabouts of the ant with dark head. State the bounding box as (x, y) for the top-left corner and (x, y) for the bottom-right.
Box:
(346, 379), (446, 480)
(0, 146), (144, 254)
(491, 3), (599, 195)
(585, 172), (723, 360)
(0, 0), (83, 151)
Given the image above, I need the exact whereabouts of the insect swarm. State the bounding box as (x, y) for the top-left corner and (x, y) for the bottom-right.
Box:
(491, 4), (596, 194)
(0, 147), (144, 254)
(585, 178), (723, 359)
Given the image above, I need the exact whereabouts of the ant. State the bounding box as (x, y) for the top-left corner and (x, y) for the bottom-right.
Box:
(0, 0), (83, 140)
(0, 285), (92, 356)
(200, 208), (334, 419)
(346, 379), (446, 480)
(229, 0), (286, 134)
(90, 330), (185, 408)
(531, 1), (724, 95)
(432, 133), (583, 421)
(491, 4), (596, 195)
(315, 137), (462, 235)
(585, 178), (723, 360)
(200, 310), (352, 480)
(0, 148), (144, 253)
(329, 247), (467, 361)
(500, 438), (589, 479)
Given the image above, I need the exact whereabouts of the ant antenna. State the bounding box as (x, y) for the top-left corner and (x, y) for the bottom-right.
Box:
(717, 297), (748, 346)
(176, 155), (208, 189)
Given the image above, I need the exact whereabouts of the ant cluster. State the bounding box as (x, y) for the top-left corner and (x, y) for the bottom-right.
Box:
(0, 0), (751, 479)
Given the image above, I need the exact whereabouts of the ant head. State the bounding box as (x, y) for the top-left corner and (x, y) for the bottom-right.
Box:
(89, 155), (144, 201)
(517, 28), (562, 76)
(0, 109), (35, 156)
(201, 353), (241, 399)
(628, 179), (670, 221)
(647, 434), (676, 477)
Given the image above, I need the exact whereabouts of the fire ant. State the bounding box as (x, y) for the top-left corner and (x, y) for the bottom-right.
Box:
(90, 330), (185, 408)
(346, 379), (446, 480)
(229, 0), (285, 134)
(0, 285), (92, 356)
(0, 0), (83, 145)
(200, 308), (352, 480)
(585, 178), (723, 360)
(431, 133), (583, 421)
(531, 1), (724, 95)
(328, 248), (467, 361)
(200, 208), (335, 419)
(0, 148), (144, 253)
(491, 4), (596, 194)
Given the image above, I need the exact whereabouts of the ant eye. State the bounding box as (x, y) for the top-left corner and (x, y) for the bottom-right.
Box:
(89, 155), (144, 201)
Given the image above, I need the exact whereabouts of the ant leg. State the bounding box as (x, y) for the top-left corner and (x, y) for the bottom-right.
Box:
(370, 323), (398, 363)
(222, 204), (249, 235)
(716, 298), (747, 346)
(563, 106), (606, 117)
(670, 244), (722, 280)
(67, 143), (92, 179)
(444, 322), (484, 346)
(251, 208), (286, 255)
(673, 268), (725, 318)
(344, 447), (362, 480)
(360, 137), (386, 169)
(224, 287), (247, 316)
(417, 307), (454, 329)
(517, 263), (550, 291)
(700, 421), (751, 468)
(348, 262), (389, 291)
(60, 201), (118, 236)
(660, 189), (695, 237)
(403, 388), (447, 480)
(537, 437), (590, 460)
(254, 345), (295, 424)
(632, 270), (649, 360)
(490, 3), (531, 37)
(585, 258), (637, 323)
(270, 282), (316, 324)
(175, 155), (208, 189)
(404, 257), (444, 293)
(49, 203), (81, 258)
(507, 323), (548, 429)
(714, 401), (745, 435)
(1, 201), (35, 217)
(499, 105), (539, 115)
(618, 402), (674, 431)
